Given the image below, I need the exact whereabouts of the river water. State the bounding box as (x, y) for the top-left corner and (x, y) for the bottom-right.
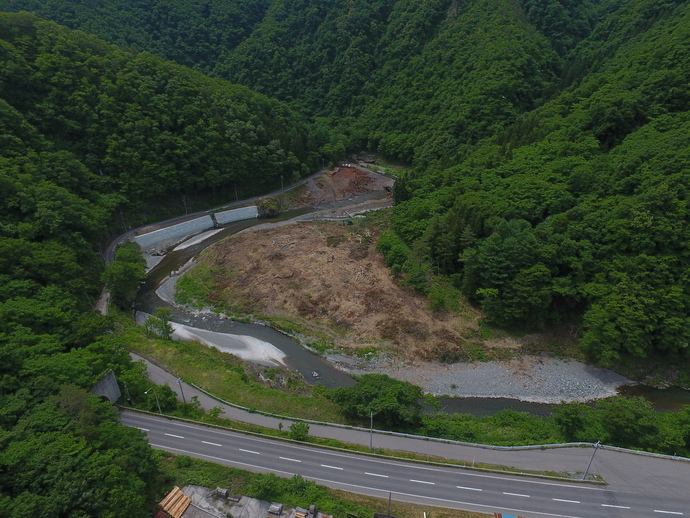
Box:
(136, 209), (690, 416)
(136, 211), (356, 390)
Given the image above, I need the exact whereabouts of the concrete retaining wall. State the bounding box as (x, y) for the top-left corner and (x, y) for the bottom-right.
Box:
(214, 206), (258, 225)
(133, 216), (214, 248)
(90, 370), (121, 404)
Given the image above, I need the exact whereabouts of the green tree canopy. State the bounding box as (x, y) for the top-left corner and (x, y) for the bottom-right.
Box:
(328, 373), (423, 428)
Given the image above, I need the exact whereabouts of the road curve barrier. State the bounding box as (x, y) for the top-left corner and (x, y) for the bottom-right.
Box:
(133, 216), (215, 249)
(186, 382), (690, 462)
(213, 206), (258, 225)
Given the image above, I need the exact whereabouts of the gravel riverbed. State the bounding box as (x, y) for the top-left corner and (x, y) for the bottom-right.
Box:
(141, 195), (636, 405)
(339, 354), (635, 404)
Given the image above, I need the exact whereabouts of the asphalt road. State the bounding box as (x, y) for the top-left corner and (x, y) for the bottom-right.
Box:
(122, 412), (687, 518)
(134, 352), (690, 502)
(116, 178), (690, 516)
(103, 168), (329, 263)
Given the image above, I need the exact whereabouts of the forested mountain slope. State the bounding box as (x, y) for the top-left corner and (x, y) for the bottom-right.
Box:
(1, 12), (317, 207)
(385, 0), (690, 365)
(2, 0), (270, 74)
(3, 0), (690, 358)
(5, 0), (610, 165)
(3, 0), (690, 363)
(0, 12), (318, 516)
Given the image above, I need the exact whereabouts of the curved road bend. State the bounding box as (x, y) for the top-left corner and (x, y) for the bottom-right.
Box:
(116, 178), (689, 513)
(103, 168), (330, 263)
(122, 411), (688, 518)
(133, 353), (690, 514)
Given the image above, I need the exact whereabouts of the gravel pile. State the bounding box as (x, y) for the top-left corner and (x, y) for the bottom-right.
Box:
(348, 355), (634, 403)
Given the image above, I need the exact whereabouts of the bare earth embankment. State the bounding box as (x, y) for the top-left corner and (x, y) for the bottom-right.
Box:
(182, 165), (633, 402)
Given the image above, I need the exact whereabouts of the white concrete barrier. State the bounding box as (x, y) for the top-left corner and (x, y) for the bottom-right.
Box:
(214, 206), (258, 225)
(133, 216), (214, 248)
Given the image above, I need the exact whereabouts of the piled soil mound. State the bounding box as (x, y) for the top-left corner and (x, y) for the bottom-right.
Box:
(290, 164), (393, 207)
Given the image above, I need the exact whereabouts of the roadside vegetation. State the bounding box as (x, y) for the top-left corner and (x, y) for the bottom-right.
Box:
(156, 453), (490, 518)
(122, 310), (690, 457)
(117, 311), (344, 423)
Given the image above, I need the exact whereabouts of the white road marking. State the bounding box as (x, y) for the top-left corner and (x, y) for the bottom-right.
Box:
(553, 499), (580, 504)
(321, 464), (343, 470)
(165, 433), (184, 439)
(503, 492), (530, 498)
(457, 486), (482, 492)
(151, 444), (583, 518)
(602, 504), (630, 509)
(654, 511), (683, 515)
(137, 427), (149, 432)
(202, 441), (222, 447)
(279, 457), (302, 463)
(239, 449), (260, 455)
(410, 479), (435, 485)
(365, 472), (389, 478)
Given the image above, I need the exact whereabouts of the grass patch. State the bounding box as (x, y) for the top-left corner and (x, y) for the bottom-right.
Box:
(326, 233), (348, 247)
(174, 263), (215, 309)
(478, 319), (501, 340)
(305, 339), (333, 354)
(119, 316), (344, 422)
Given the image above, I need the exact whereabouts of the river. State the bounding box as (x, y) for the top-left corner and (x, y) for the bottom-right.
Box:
(135, 208), (690, 416)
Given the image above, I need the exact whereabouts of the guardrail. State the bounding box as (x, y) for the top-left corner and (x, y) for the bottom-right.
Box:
(186, 382), (690, 462)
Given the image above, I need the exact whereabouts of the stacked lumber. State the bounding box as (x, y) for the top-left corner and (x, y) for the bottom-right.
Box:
(158, 486), (191, 518)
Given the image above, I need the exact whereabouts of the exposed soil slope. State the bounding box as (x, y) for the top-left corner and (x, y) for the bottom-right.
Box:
(182, 165), (633, 401)
(203, 219), (481, 360)
(197, 166), (494, 361)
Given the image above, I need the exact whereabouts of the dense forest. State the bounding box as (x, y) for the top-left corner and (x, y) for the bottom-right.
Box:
(0, 10), (315, 516)
(2, 0), (690, 514)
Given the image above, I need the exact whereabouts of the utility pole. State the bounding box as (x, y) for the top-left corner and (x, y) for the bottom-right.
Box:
(182, 196), (188, 215)
(119, 211), (127, 233)
(582, 440), (601, 480)
(177, 377), (186, 404)
(369, 410), (374, 450)
(123, 381), (132, 405)
(144, 388), (162, 414)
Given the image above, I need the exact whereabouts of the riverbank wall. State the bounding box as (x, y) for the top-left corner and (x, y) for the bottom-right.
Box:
(133, 206), (258, 249)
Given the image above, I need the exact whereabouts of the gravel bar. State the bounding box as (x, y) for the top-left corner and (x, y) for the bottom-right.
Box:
(347, 355), (635, 404)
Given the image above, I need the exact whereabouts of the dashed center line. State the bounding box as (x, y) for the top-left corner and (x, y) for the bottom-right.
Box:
(457, 486), (482, 492)
(503, 492), (530, 498)
(239, 449), (260, 455)
(165, 433), (184, 439)
(279, 457), (301, 463)
(137, 427), (149, 432)
(202, 441), (222, 447)
(553, 498), (580, 504)
(321, 464), (343, 470)
(654, 511), (683, 515)
(410, 479), (435, 485)
(365, 472), (388, 478)
(602, 504), (630, 509)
